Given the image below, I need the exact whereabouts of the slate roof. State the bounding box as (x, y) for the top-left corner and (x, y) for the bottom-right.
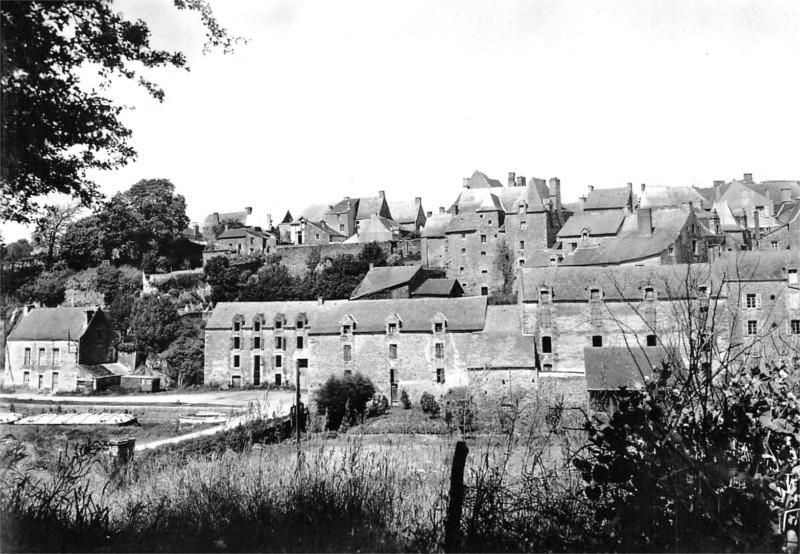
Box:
(583, 187), (632, 211)
(421, 213), (453, 238)
(445, 214), (479, 234)
(388, 201), (421, 224)
(774, 200), (800, 223)
(584, 346), (682, 390)
(639, 185), (708, 210)
(449, 188), (504, 214)
(520, 264), (716, 302)
(280, 211), (293, 224)
(467, 305), (535, 369)
(748, 181), (800, 200)
(298, 204), (329, 223)
(8, 307), (101, 341)
(465, 170), (503, 189)
(306, 220), (345, 237)
(207, 297), (488, 334)
(557, 211), (625, 238)
(203, 210), (248, 229)
(411, 278), (462, 297)
(693, 186), (717, 207)
(716, 250), (800, 281)
(217, 227), (266, 240)
(355, 197), (386, 220)
(329, 198), (359, 214)
(350, 265), (423, 300)
(76, 363), (131, 379)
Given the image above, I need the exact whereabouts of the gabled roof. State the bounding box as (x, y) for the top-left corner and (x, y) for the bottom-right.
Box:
(306, 220), (345, 237)
(280, 211), (293, 224)
(8, 307), (101, 341)
(217, 226), (266, 240)
(387, 201), (421, 224)
(639, 185), (708, 210)
(421, 213), (453, 238)
(356, 197), (387, 220)
(693, 186), (716, 207)
(583, 187), (632, 211)
(411, 278), (463, 297)
(444, 214), (479, 234)
(464, 170), (503, 189)
(557, 211), (625, 238)
(203, 210), (249, 229)
(585, 346), (682, 390)
(716, 250), (800, 281)
(774, 199), (800, 224)
(466, 305), (534, 369)
(350, 265), (423, 300)
(328, 198), (359, 215)
(747, 181), (800, 201)
(449, 188), (504, 214)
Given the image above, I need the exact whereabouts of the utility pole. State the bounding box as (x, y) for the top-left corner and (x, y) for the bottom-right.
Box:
(295, 360), (301, 446)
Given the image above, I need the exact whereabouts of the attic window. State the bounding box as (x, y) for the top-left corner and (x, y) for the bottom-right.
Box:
(644, 287), (656, 300)
(233, 319), (242, 332)
(518, 204), (525, 215)
(296, 319), (305, 330)
(253, 319), (262, 332)
(540, 289), (551, 303)
(590, 289), (601, 301)
(581, 231), (589, 241)
(789, 269), (798, 285)
(434, 322), (444, 333)
(388, 323), (398, 334)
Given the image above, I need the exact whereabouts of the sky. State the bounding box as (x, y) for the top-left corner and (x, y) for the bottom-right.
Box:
(4, 0), (800, 241)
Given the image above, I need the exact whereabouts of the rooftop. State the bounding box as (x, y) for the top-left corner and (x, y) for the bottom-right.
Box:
(8, 307), (102, 341)
(350, 265), (423, 300)
(584, 346), (682, 390)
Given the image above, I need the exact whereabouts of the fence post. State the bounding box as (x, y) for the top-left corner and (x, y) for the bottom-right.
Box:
(444, 440), (468, 552)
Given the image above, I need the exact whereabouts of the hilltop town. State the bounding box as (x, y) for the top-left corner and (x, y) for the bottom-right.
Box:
(3, 171), (799, 414)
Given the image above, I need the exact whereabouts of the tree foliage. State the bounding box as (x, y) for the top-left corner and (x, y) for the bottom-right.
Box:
(493, 238), (514, 295)
(161, 318), (205, 387)
(0, 0), (242, 223)
(126, 294), (180, 359)
(32, 203), (81, 268)
(314, 373), (376, 431)
(17, 267), (75, 307)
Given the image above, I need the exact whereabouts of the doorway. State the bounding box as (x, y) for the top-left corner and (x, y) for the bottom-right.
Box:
(390, 369), (398, 404)
(253, 355), (261, 386)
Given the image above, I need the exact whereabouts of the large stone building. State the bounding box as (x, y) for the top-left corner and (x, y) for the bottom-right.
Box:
(3, 307), (127, 392)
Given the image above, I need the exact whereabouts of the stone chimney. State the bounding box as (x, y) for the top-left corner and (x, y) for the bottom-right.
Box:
(588, 185), (594, 193)
(245, 207), (253, 215)
(415, 197), (421, 205)
(213, 212), (219, 222)
(549, 177), (562, 213)
(317, 297), (324, 306)
(782, 188), (792, 202)
(344, 196), (350, 201)
(638, 208), (653, 235)
(743, 173), (753, 184)
(641, 183), (646, 194)
(579, 196), (586, 212)
(753, 209), (761, 238)
(439, 206), (445, 214)
(426, 211), (432, 217)
(193, 223), (200, 238)
(329, 205), (334, 211)
(713, 180), (725, 201)
(711, 209), (721, 234)
(378, 190), (385, 199)
(463, 177), (470, 188)
(516, 176), (526, 187)
(508, 172), (515, 187)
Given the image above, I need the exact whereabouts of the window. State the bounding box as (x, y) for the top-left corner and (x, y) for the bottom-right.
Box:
(342, 324), (351, 335)
(315, 233), (320, 240)
(462, 233), (467, 240)
(344, 369), (352, 376)
(435, 343), (444, 359)
(22, 371), (30, 384)
(459, 266), (464, 273)
(592, 335), (603, 347)
(747, 320), (758, 335)
(38, 348), (45, 365)
(541, 336), (552, 353)
(481, 286), (489, 296)
(436, 367), (445, 384)
(543, 363), (553, 372)
(339, 224), (345, 232)
(233, 336), (241, 350)
(692, 240), (698, 255)
(746, 294), (757, 309)
(23, 348), (31, 365)
(791, 320), (800, 335)
(644, 287), (655, 300)
(275, 337), (283, 349)
(461, 248), (466, 254)
(519, 259), (525, 266)
(790, 269), (798, 285)
(570, 242), (578, 253)
(481, 234), (486, 243)
(388, 323), (397, 334)
(275, 355), (282, 368)
(343, 344), (352, 361)
(646, 335), (657, 347)
(591, 304), (602, 325)
(296, 320), (304, 330)
(772, 241), (779, 251)
(253, 336), (261, 349)
(668, 245), (675, 257)
(519, 220), (526, 230)
(590, 289), (601, 301)
(481, 251), (486, 257)
(298, 359), (308, 369)
(296, 336), (304, 349)
(52, 348), (60, 365)
(519, 240), (525, 250)
(434, 322), (443, 333)
(254, 321), (261, 332)
(233, 321), (241, 332)
(233, 355), (240, 368)
(389, 344), (398, 360)
(539, 307), (552, 327)
(52, 372), (59, 389)
(481, 269), (488, 274)
(540, 290), (551, 303)
(275, 319), (283, 330)
(700, 333), (712, 353)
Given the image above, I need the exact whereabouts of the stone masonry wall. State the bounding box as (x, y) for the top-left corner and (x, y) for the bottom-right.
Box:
(276, 240), (422, 279)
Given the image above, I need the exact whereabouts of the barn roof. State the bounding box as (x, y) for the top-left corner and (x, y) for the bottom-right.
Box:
(350, 265), (423, 300)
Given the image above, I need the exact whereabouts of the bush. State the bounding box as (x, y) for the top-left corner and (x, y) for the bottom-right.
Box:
(420, 392), (440, 419)
(445, 400), (477, 434)
(366, 394), (389, 418)
(314, 373), (376, 430)
(400, 389), (411, 409)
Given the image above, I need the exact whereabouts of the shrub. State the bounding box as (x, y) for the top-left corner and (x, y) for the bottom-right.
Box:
(420, 392), (440, 419)
(314, 373), (376, 430)
(445, 400), (477, 434)
(400, 389), (411, 409)
(366, 394), (389, 418)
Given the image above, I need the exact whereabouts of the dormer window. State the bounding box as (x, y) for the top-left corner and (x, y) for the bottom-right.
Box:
(388, 323), (397, 334)
(540, 289), (551, 303)
(341, 315), (356, 336)
(254, 320), (261, 332)
(342, 324), (351, 335)
(232, 316), (243, 332)
(274, 313), (285, 330)
(434, 322), (443, 333)
(581, 230), (589, 242)
(518, 203), (526, 215)
(590, 289), (601, 301)
(432, 313), (448, 333)
(296, 320), (304, 330)
(644, 287), (656, 301)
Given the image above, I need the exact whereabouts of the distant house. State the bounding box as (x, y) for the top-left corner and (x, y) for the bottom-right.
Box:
(350, 266), (426, 300)
(217, 227), (277, 257)
(388, 198), (426, 234)
(202, 207), (274, 243)
(3, 307), (127, 392)
(354, 191), (392, 233)
(713, 173), (800, 236)
(351, 213), (401, 243)
(295, 218), (346, 245)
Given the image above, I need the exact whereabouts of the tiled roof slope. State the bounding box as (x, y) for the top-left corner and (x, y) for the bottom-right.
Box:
(639, 185), (708, 210)
(388, 201), (420, 224)
(298, 203), (329, 222)
(411, 279), (462, 297)
(583, 187), (631, 210)
(356, 197), (386, 220)
(421, 213), (453, 238)
(449, 188), (504, 214)
(329, 198), (359, 214)
(465, 170), (503, 189)
(207, 296), (488, 335)
(520, 264), (718, 302)
(557, 211), (625, 238)
(467, 305), (534, 369)
(217, 227), (267, 239)
(716, 250), (800, 281)
(8, 307), (101, 341)
(584, 346), (683, 390)
(306, 220), (344, 237)
(350, 265), (423, 300)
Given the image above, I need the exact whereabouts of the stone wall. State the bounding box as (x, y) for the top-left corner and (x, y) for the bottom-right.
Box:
(5, 339), (80, 391)
(445, 220), (506, 296)
(275, 240), (422, 279)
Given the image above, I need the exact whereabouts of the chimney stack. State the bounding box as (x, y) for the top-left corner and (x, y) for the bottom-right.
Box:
(713, 180), (725, 201)
(638, 207), (653, 235)
(415, 197), (421, 205)
(329, 205), (334, 211)
(439, 206), (445, 214)
(426, 211), (432, 217)
(753, 209), (761, 238)
(213, 212), (219, 222)
(549, 177), (562, 214)
(194, 223), (200, 238)
(516, 176), (526, 187)
(588, 185), (594, 193)
(378, 190), (385, 199)
(711, 209), (721, 234)
(463, 177), (470, 188)
(508, 172), (515, 187)
(743, 173), (753, 184)
(782, 188), (792, 202)
(245, 207), (253, 215)
(344, 196), (350, 201)
(317, 297), (324, 306)
(641, 183), (646, 194)
(579, 195), (586, 212)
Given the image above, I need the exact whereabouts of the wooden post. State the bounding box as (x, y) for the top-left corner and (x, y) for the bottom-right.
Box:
(295, 361), (301, 446)
(444, 440), (468, 552)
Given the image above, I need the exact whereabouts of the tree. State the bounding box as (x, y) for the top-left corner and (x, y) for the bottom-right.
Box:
(127, 294), (180, 360)
(1, 1), (243, 223)
(17, 268), (75, 307)
(314, 373), (376, 430)
(161, 318), (205, 387)
(124, 179), (190, 246)
(32, 203), (81, 268)
(359, 241), (388, 267)
(60, 215), (106, 270)
(239, 262), (298, 302)
(312, 254), (369, 300)
(4, 238), (32, 261)
(204, 256), (242, 304)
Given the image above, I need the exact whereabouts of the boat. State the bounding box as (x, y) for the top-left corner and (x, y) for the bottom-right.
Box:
(0, 413), (23, 424)
(14, 412), (138, 426)
(178, 411), (228, 425)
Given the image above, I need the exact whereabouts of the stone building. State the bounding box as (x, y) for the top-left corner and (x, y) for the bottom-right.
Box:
(216, 227), (277, 257)
(3, 307), (126, 392)
(202, 207), (273, 243)
(388, 198), (426, 234)
(713, 174), (800, 236)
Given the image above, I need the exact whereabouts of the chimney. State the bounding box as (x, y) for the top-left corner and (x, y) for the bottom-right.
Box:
(579, 195), (586, 212)
(317, 297), (324, 306)
(329, 205), (334, 211)
(711, 209), (721, 234)
(25, 305), (35, 314)
(782, 188), (792, 202)
(265, 214), (272, 229)
(640, 183), (646, 194)
(549, 255), (558, 267)
(378, 190), (385, 199)
(193, 223), (199, 238)
(463, 177), (470, 188)
(426, 211), (432, 217)
(753, 209), (760, 238)
(549, 177), (562, 213)
(588, 185), (594, 193)
(439, 206), (445, 214)
(743, 173), (753, 184)
(224, 222), (230, 231)
(213, 212), (219, 222)
(508, 172), (515, 187)
(516, 176), (526, 187)
(713, 180), (725, 201)
(638, 208), (653, 235)
(627, 182), (633, 193)
(369, 262), (374, 269)
(415, 197), (421, 205)
(245, 206), (253, 215)
(85, 310), (95, 324)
